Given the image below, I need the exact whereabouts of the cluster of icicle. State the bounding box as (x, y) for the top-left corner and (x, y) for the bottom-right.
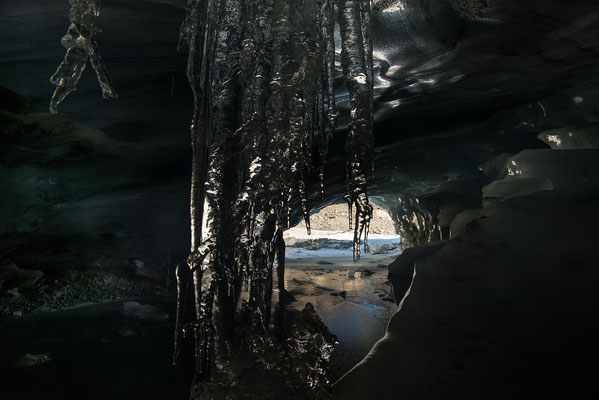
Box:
(48, 0), (375, 397)
(173, 0), (375, 397)
(49, 0), (116, 114)
(175, 0), (373, 398)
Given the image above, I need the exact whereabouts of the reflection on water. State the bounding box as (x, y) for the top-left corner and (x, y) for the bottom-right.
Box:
(285, 253), (398, 382)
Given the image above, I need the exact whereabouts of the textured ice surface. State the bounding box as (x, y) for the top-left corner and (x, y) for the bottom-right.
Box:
(390, 180), (483, 246)
(334, 192), (599, 399)
(537, 124), (599, 149)
(448, 208), (481, 238)
(483, 149), (599, 201)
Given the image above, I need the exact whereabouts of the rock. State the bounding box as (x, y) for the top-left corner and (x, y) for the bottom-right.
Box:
(133, 265), (162, 281)
(330, 291), (347, 299)
(118, 328), (134, 337)
(359, 269), (375, 277)
(369, 243), (398, 254)
(14, 353), (51, 368)
(0, 262), (44, 296)
(291, 203), (396, 234)
(123, 301), (168, 322)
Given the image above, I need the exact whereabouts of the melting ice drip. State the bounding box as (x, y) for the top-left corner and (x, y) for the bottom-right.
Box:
(49, 0), (117, 114)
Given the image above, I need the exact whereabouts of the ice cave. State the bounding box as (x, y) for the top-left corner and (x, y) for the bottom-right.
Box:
(1, 0), (599, 399)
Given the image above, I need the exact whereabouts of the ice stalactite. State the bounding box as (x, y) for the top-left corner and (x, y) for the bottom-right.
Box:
(44, 0), (374, 396)
(318, 0), (339, 199)
(339, 0), (374, 262)
(170, 0), (373, 398)
(49, 0), (116, 114)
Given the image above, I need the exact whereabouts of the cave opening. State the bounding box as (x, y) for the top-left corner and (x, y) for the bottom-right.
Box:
(283, 203), (401, 382)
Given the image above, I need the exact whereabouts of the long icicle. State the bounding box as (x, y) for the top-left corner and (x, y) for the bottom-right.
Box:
(45, 0), (375, 396)
(319, 0), (338, 198)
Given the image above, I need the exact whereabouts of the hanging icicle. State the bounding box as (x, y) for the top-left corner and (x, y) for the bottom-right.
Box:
(44, 0), (374, 397)
(49, 0), (117, 114)
(319, 0), (339, 199)
(339, 0), (375, 262)
(174, 0), (373, 398)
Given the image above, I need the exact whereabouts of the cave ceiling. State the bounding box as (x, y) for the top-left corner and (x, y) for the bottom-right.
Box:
(2, 0), (599, 242)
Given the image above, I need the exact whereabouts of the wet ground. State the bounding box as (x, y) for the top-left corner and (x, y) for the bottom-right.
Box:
(0, 252), (398, 399)
(0, 298), (195, 400)
(285, 253), (398, 382)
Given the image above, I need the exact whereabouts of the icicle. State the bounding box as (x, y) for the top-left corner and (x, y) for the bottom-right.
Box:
(178, 0), (215, 387)
(49, 0), (116, 114)
(271, 226), (286, 338)
(173, 263), (188, 366)
(187, 238), (215, 273)
(319, 0), (338, 198)
(339, 0), (375, 262)
(362, 0), (375, 179)
(287, 187), (293, 229)
(298, 179), (312, 235)
(196, 260), (214, 375)
(176, 0), (370, 395)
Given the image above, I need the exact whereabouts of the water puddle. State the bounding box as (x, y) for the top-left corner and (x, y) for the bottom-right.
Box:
(285, 253), (399, 382)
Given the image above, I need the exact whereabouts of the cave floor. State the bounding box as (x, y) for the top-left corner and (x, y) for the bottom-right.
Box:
(0, 297), (194, 400)
(0, 252), (398, 399)
(285, 253), (399, 382)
